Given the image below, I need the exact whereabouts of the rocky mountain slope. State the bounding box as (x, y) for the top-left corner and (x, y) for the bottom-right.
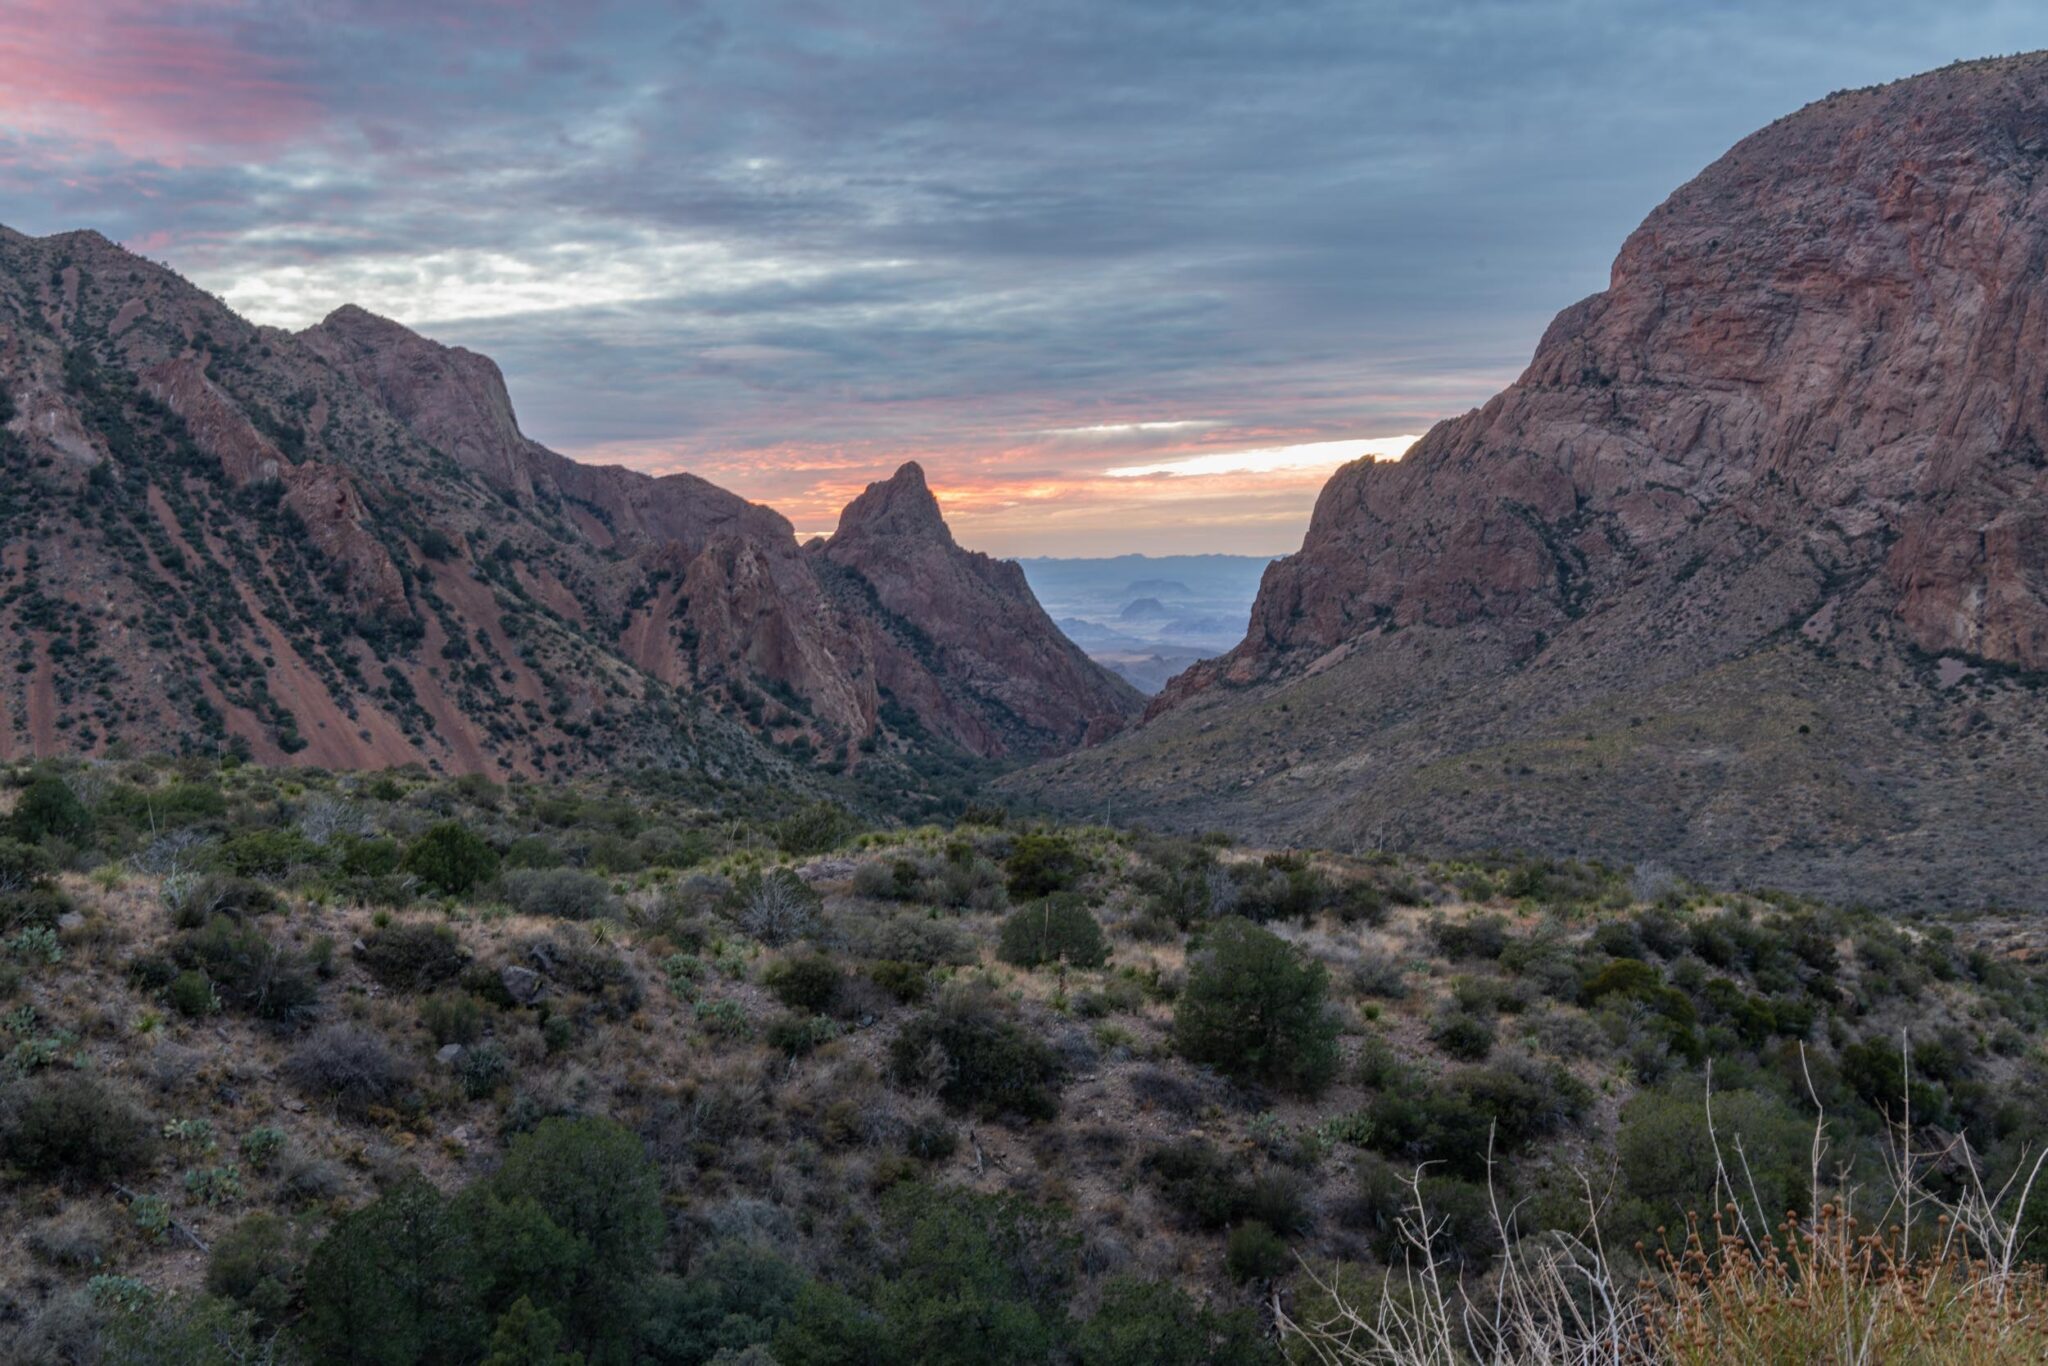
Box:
(1013, 53), (2048, 910)
(0, 229), (1138, 781)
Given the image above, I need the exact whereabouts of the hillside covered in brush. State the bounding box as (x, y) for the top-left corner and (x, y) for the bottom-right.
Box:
(3, 758), (2048, 1362)
(0, 230), (1138, 782)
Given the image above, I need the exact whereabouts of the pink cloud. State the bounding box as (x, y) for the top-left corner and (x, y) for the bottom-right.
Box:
(0, 0), (323, 161)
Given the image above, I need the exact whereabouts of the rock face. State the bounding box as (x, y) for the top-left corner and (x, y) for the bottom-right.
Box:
(0, 228), (1136, 778)
(818, 464), (1141, 755)
(1017, 54), (2048, 909)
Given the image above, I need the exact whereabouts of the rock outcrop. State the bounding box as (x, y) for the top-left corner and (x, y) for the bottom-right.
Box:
(1020, 53), (2048, 909)
(818, 464), (1142, 755)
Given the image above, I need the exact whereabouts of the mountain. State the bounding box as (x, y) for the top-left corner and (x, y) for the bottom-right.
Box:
(1013, 53), (2048, 909)
(0, 227), (1138, 779)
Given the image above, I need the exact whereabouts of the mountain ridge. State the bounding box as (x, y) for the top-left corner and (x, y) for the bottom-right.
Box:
(0, 228), (1139, 784)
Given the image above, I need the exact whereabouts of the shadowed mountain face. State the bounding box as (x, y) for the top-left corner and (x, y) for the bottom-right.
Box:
(0, 229), (1138, 778)
(1014, 54), (2048, 910)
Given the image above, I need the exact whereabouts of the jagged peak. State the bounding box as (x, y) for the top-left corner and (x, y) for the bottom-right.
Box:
(831, 461), (953, 544)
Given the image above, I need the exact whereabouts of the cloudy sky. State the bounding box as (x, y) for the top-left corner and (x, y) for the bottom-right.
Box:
(2, 1), (2040, 554)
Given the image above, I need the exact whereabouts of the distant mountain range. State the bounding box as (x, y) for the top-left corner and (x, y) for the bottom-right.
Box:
(0, 227), (1139, 782)
(1018, 553), (1274, 693)
(1015, 54), (2048, 910)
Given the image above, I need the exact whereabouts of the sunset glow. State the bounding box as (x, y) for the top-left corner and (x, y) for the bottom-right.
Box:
(1, 2), (2023, 555)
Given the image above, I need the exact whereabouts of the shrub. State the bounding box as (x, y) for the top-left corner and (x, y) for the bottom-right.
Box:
(10, 776), (91, 845)
(421, 990), (486, 1045)
(764, 953), (842, 1014)
(766, 1013), (840, 1057)
(284, 1024), (411, 1116)
(1612, 1085), (1811, 1243)
(359, 920), (468, 992)
(499, 867), (617, 921)
(457, 1042), (512, 1099)
(774, 802), (857, 856)
(1363, 1061), (1590, 1181)
(1073, 1276), (1276, 1366)
(403, 821), (499, 895)
(477, 1116), (664, 1354)
(1, 1073), (156, 1184)
(165, 873), (279, 928)
(729, 868), (821, 945)
(869, 959), (931, 1004)
(997, 895), (1109, 970)
(1429, 1008), (1496, 1062)
(890, 984), (1064, 1121)
(1004, 832), (1087, 899)
(1428, 913), (1510, 961)
(171, 916), (318, 1023)
(167, 969), (220, 1017)
(213, 828), (321, 879)
(1144, 1138), (1311, 1234)
(206, 1212), (298, 1327)
(336, 834), (403, 877)
(0, 837), (53, 892)
(1174, 918), (1339, 1094)
(1225, 1220), (1290, 1283)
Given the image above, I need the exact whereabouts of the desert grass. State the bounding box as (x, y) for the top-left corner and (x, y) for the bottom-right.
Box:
(1280, 1045), (2048, 1365)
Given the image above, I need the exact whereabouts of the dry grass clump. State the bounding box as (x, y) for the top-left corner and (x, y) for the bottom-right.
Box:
(1652, 1206), (2048, 1365)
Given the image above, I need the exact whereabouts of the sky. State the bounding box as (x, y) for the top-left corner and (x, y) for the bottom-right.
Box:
(2, 2), (2042, 555)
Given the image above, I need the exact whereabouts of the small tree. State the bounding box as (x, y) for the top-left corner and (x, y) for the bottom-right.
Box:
(11, 776), (91, 845)
(403, 822), (499, 896)
(1004, 832), (1087, 899)
(997, 896), (1108, 970)
(891, 983), (1064, 1121)
(1174, 918), (1338, 1094)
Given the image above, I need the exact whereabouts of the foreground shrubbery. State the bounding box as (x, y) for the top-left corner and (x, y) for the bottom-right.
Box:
(6, 758), (2048, 1364)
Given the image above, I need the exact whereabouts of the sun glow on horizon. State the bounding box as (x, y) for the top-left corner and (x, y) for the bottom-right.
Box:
(1103, 435), (1419, 479)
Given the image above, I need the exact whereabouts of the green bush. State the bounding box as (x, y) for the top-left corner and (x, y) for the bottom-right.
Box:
(997, 895), (1108, 970)
(1429, 1008), (1496, 1061)
(1073, 1276), (1277, 1365)
(403, 822), (500, 896)
(1224, 1220), (1290, 1283)
(360, 920), (468, 992)
(1174, 918), (1338, 1094)
(1, 1073), (156, 1185)
(214, 828), (322, 879)
(206, 1211), (299, 1328)
(0, 837), (53, 891)
(1612, 1085), (1811, 1244)
(171, 915), (318, 1023)
(336, 834), (402, 877)
(1427, 913), (1510, 961)
(1363, 1061), (1590, 1180)
(869, 959), (931, 1004)
(764, 953), (842, 1014)
(1004, 832), (1087, 899)
(422, 990), (486, 1045)
(500, 867), (616, 921)
(1143, 1138), (1309, 1234)
(775, 802), (857, 856)
(10, 776), (91, 845)
(167, 968), (220, 1017)
(890, 984), (1064, 1121)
